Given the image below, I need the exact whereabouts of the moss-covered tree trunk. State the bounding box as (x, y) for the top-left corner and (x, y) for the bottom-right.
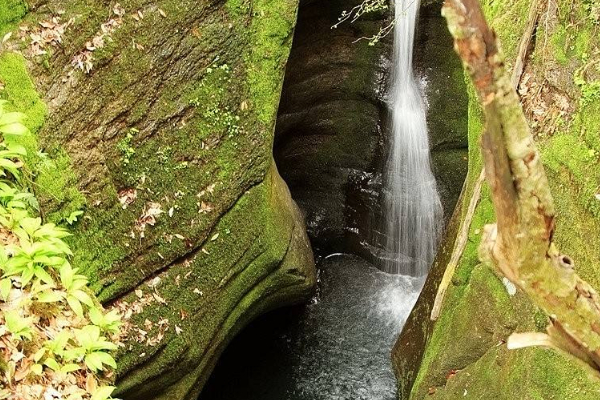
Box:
(443, 0), (600, 370)
(0, 0), (316, 399)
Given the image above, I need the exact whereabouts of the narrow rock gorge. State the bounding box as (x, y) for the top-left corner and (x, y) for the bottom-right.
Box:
(1, 0), (599, 399)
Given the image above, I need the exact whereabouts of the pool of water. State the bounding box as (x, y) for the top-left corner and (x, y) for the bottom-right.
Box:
(201, 254), (424, 400)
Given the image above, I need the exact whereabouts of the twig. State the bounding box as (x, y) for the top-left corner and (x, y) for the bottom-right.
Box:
(431, 169), (485, 320)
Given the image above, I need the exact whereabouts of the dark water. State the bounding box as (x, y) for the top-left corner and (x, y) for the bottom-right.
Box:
(201, 254), (424, 400)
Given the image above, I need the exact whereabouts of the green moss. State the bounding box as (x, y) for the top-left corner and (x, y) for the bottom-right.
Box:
(407, 0), (600, 398)
(480, 0), (531, 61)
(243, 0), (297, 125)
(0, 52), (87, 227)
(551, 26), (570, 65)
(430, 345), (600, 399)
(34, 149), (87, 225)
(410, 263), (541, 398)
(0, 52), (46, 141)
(113, 166), (314, 399)
(0, 0), (27, 36)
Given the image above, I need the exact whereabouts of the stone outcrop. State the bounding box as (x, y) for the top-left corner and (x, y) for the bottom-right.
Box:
(274, 0), (390, 257)
(0, 0), (316, 398)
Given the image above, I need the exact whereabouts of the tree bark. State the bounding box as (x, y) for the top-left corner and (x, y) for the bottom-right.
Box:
(443, 0), (600, 370)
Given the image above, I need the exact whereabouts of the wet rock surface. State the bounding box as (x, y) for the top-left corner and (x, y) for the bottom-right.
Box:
(275, 0), (468, 262)
(274, 0), (390, 258)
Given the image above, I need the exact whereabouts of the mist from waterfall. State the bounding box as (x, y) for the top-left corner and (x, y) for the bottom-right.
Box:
(383, 0), (443, 276)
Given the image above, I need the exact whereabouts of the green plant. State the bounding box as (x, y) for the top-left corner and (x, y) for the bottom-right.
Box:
(0, 97), (121, 399)
(89, 307), (122, 334)
(73, 325), (118, 372)
(66, 209), (84, 225)
(117, 127), (138, 165)
(3, 310), (33, 340)
(190, 64), (242, 138)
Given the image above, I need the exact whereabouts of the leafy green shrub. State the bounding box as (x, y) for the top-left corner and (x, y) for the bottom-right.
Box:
(0, 100), (122, 400)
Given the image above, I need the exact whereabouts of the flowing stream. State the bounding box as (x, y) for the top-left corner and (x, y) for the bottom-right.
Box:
(383, 0), (443, 276)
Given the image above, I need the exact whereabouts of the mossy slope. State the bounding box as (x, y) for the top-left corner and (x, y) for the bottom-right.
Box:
(0, 0), (316, 398)
(394, 0), (600, 398)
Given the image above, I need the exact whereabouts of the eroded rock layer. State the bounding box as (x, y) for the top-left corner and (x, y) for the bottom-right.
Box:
(0, 0), (316, 398)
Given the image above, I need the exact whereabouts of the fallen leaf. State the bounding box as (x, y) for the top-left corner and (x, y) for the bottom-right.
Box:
(153, 292), (167, 304)
(118, 188), (137, 208)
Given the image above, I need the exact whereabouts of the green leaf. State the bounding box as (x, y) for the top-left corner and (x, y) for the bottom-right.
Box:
(33, 348), (46, 362)
(76, 325), (100, 349)
(19, 217), (41, 238)
(60, 363), (80, 373)
(0, 112), (25, 126)
(59, 262), (74, 285)
(44, 357), (61, 371)
(46, 329), (71, 354)
(20, 267), (34, 287)
(66, 210), (84, 225)
(0, 158), (20, 178)
(67, 294), (84, 318)
(88, 307), (104, 326)
(34, 266), (55, 285)
(91, 386), (116, 400)
(30, 364), (43, 375)
(72, 289), (94, 307)
(95, 351), (117, 369)
(0, 278), (11, 301)
(85, 352), (104, 372)
(33, 223), (70, 239)
(0, 122), (28, 136)
(36, 289), (64, 303)
(62, 348), (84, 362)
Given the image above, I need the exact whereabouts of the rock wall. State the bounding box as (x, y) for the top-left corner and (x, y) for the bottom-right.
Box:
(274, 0), (390, 258)
(274, 0), (468, 260)
(0, 0), (316, 398)
(393, 0), (600, 398)
(415, 2), (468, 224)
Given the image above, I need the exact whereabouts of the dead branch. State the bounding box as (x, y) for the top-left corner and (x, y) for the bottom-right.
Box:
(512, 0), (543, 88)
(431, 169), (485, 321)
(443, 0), (600, 370)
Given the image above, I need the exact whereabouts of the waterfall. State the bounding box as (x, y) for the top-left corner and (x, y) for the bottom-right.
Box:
(383, 0), (443, 276)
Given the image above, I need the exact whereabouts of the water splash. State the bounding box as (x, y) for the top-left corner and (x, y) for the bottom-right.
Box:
(383, 0), (443, 276)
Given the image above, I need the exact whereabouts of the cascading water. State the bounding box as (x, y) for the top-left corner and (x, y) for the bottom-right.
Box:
(383, 0), (443, 276)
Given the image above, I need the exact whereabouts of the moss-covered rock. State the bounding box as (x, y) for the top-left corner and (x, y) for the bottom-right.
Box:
(0, 0), (316, 398)
(393, 0), (600, 398)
